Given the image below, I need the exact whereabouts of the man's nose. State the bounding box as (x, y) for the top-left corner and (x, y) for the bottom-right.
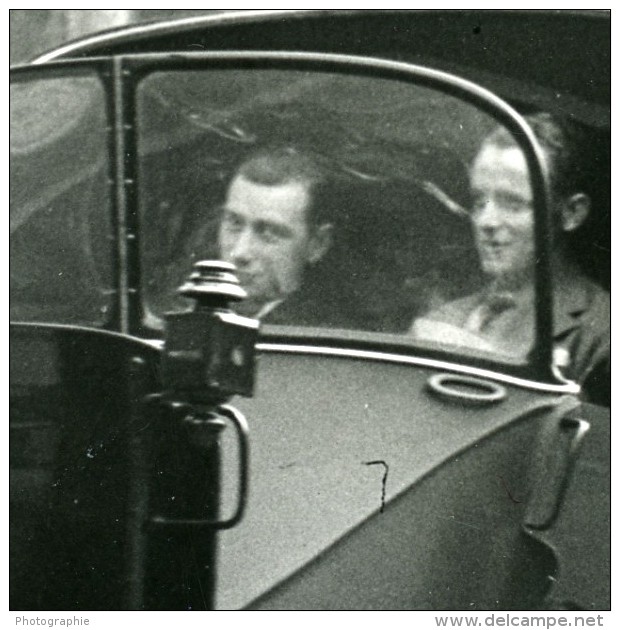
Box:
(229, 227), (257, 263)
(475, 198), (503, 230)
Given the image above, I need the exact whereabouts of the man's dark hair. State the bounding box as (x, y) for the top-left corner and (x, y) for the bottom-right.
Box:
(232, 145), (337, 228)
(482, 112), (586, 200)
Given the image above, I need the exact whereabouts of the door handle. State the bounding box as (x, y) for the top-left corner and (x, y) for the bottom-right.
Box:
(427, 373), (506, 405)
(524, 415), (590, 530)
(150, 403), (250, 530)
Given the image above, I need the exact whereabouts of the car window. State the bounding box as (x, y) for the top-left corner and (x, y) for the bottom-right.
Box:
(136, 68), (540, 366)
(10, 71), (114, 325)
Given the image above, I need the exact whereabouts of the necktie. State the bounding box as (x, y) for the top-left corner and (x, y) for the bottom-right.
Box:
(465, 292), (516, 333)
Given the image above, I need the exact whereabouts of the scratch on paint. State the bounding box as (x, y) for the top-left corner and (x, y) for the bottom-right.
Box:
(278, 462), (298, 470)
(363, 460), (389, 513)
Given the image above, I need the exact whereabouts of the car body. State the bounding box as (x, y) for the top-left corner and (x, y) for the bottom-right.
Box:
(10, 10), (610, 611)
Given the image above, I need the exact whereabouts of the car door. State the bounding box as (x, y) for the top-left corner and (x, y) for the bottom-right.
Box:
(10, 51), (609, 611)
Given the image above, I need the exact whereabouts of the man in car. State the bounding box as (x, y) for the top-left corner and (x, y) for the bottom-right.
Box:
(218, 145), (340, 325)
(410, 112), (609, 397)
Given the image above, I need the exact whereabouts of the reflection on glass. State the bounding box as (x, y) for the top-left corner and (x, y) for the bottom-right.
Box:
(10, 75), (113, 325)
(137, 69), (540, 364)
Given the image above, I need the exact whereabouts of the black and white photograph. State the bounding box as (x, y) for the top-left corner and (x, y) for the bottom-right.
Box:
(9, 8), (611, 620)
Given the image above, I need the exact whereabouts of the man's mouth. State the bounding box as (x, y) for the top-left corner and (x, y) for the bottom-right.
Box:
(236, 271), (256, 286)
(480, 240), (508, 255)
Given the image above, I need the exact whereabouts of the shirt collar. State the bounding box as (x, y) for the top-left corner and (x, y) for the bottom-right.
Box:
(255, 299), (285, 320)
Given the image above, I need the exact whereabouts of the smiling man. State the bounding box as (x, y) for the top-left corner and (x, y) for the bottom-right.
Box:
(218, 145), (335, 323)
(410, 113), (609, 397)
(469, 136), (537, 291)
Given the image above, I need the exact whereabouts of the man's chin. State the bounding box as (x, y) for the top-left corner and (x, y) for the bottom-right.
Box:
(234, 298), (263, 317)
(480, 260), (506, 278)
(481, 264), (534, 289)
(235, 292), (281, 315)
(482, 262), (502, 273)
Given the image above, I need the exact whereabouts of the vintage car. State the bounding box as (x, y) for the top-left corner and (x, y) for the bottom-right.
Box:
(10, 10), (610, 611)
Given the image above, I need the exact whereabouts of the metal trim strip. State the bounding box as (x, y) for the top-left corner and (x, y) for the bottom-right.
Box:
(256, 342), (580, 395)
(9, 322), (579, 394)
(31, 11), (343, 64)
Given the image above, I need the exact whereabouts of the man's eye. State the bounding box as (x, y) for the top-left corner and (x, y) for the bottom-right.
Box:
(470, 195), (531, 214)
(256, 223), (286, 243)
(471, 195), (488, 212)
(500, 197), (531, 213)
(258, 226), (280, 243)
(223, 214), (243, 231)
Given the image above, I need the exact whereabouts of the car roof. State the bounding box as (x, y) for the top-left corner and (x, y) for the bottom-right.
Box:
(30, 9), (609, 126)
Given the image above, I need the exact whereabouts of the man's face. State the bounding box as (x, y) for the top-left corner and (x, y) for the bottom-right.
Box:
(219, 174), (318, 308)
(470, 143), (536, 287)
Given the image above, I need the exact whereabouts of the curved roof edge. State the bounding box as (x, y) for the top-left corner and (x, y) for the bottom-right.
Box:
(31, 9), (609, 65)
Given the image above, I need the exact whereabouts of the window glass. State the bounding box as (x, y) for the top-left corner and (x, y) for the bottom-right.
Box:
(138, 69), (537, 365)
(10, 73), (114, 325)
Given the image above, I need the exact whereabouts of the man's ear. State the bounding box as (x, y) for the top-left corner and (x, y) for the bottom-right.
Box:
(308, 223), (333, 264)
(559, 193), (591, 232)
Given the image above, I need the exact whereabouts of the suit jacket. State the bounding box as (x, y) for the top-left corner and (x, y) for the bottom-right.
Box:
(260, 284), (364, 329)
(410, 271), (610, 389)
